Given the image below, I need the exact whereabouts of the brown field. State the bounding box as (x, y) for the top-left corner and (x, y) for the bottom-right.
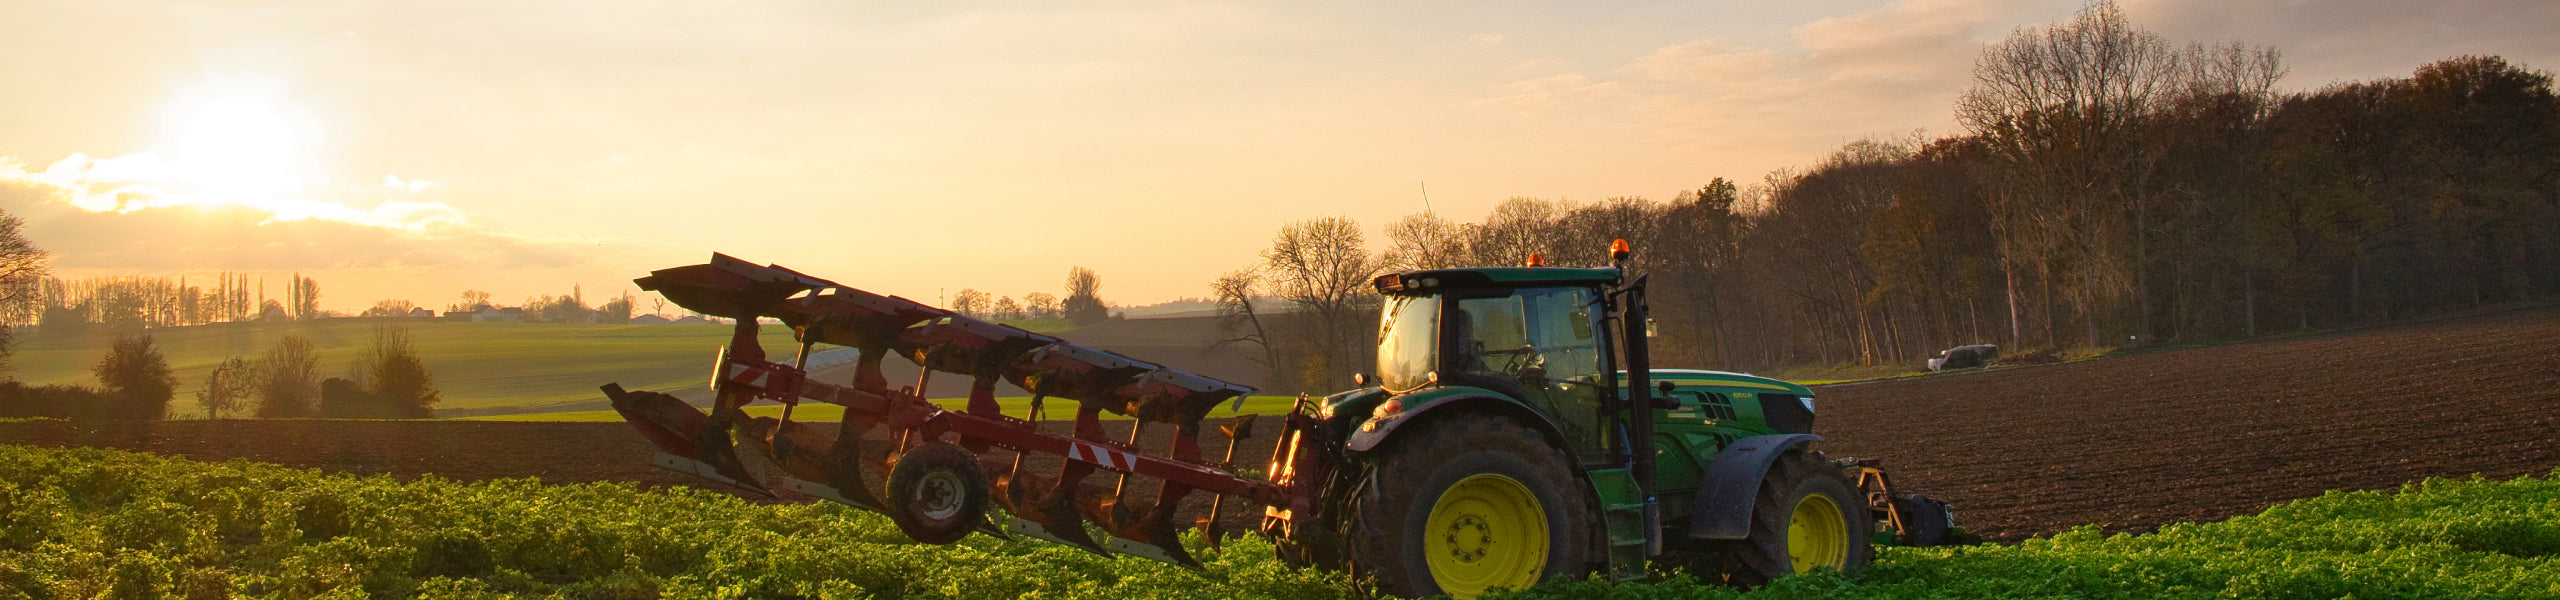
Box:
(1816, 304), (2560, 542)
(6, 305), (2558, 545)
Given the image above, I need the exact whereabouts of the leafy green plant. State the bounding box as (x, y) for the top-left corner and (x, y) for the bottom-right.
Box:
(0, 445), (1347, 599)
(3, 444), (2553, 599)
(1493, 469), (2560, 600)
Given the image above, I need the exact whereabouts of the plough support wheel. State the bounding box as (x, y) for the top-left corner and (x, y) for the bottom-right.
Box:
(887, 442), (992, 545)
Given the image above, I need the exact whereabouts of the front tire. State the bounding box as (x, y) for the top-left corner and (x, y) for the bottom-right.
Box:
(1352, 414), (1592, 599)
(1703, 450), (1872, 586)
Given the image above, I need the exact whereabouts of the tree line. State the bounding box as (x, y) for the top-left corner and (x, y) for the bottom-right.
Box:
(17, 271), (674, 333)
(26, 273), (282, 331)
(0, 325), (442, 421)
(946, 266), (1114, 326)
(1217, 2), (2559, 391)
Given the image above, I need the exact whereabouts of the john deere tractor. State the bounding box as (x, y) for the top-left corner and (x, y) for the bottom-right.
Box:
(1256, 243), (1952, 597)
(602, 246), (1949, 600)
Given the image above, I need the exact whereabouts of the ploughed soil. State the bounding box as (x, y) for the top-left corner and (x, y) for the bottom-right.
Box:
(7, 305), (2560, 545)
(1816, 304), (2560, 542)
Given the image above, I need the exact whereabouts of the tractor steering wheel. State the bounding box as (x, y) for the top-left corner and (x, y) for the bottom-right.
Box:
(1484, 345), (1542, 377)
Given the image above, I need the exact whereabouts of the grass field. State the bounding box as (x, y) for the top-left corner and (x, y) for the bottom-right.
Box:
(457, 395), (1307, 422)
(7, 320), (798, 416)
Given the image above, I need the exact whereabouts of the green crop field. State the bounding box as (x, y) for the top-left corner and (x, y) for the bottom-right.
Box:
(457, 395), (1307, 422)
(7, 318), (1213, 420)
(10, 319), (1840, 422)
(7, 320), (797, 416)
(2, 444), (2552, 599)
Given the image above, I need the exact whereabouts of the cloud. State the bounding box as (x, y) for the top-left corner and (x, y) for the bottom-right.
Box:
(1794, 0), (2027, 83)
(1473, 73), (1627, 115)
(2124, 0), (2560, 87)
(1469, 32), (1507, 47)
(1624, 41), (1786, 90)
(0, 153), (597, 272)
(7, 153), (475, 230)
(1466, 0), (2033, 167)
(379, 174), (436, 193)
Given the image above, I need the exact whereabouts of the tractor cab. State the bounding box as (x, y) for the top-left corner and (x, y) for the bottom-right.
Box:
(1370, 267), (1626, 464)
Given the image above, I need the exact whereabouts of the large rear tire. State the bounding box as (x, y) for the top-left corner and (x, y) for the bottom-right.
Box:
(1352, 414), (1592, 599)
(1699, 450), (1872, 586)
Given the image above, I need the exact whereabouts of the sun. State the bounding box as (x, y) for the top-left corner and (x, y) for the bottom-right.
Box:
(156, 82), (323, 203)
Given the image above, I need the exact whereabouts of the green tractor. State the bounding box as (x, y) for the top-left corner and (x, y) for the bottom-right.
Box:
(601, 249), (1949, 600)
(1258, 244), (1953, 598)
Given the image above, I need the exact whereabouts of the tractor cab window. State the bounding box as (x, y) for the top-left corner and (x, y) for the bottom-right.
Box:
(1451, 286), (1608, 460)
(1375, 293), (1441, 393)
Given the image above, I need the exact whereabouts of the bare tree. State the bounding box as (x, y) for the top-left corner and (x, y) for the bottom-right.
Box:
(450, 290), (494, 314)
(254, 334), (320, 418)
(950, 289), (990, 318)
(1262, 217), (1383, 388)
(991, 296), (1023, 320)
(197, 358), (252, 419)
(0, 211), (45, 315)
(1957, 0), (2183, 347)
(0, 210), (46, 367)
(1023, 292), (1060, 320)
(1209, 269), (1283, 384)
(1063, 268), (1107, 325)
(361, 299), (418, 317)
(1553, 197), (1663, 268)
(598, 291), (636, 324)
(1383, 211), (1471, 271)
(363, 325), (439, 418)
(1655, 179), (1748, 367)
(287, 274), (322, 320)
(1467, 197), (1563, 266)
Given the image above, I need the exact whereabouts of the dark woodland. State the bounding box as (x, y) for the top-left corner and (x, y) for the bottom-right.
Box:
(1222, 5), (2559, 391)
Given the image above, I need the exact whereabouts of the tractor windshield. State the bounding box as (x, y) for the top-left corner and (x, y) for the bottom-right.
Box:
(1376, 293), (1441, 393)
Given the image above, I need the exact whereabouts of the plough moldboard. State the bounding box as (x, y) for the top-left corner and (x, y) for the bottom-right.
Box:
(601, 253), (1286, 568)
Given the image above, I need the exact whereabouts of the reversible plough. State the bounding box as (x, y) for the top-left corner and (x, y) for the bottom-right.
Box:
(602, 253), (1277, 567)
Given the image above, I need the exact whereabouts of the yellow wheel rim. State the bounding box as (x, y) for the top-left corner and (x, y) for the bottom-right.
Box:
(1787, 492), (1850, 573)
(1423, 473), (1549, 599)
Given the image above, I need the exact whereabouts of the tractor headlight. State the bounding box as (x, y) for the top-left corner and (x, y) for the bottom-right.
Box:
(1800, 396), (1816, 413)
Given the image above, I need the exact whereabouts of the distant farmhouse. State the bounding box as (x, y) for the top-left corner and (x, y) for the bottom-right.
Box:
(472, 307), (526, 323)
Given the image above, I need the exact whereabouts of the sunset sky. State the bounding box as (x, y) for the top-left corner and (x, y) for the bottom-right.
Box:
(3, 0), (2553, 311)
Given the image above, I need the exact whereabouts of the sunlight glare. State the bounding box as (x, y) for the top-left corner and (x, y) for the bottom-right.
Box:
(157, 82), (323, 209)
